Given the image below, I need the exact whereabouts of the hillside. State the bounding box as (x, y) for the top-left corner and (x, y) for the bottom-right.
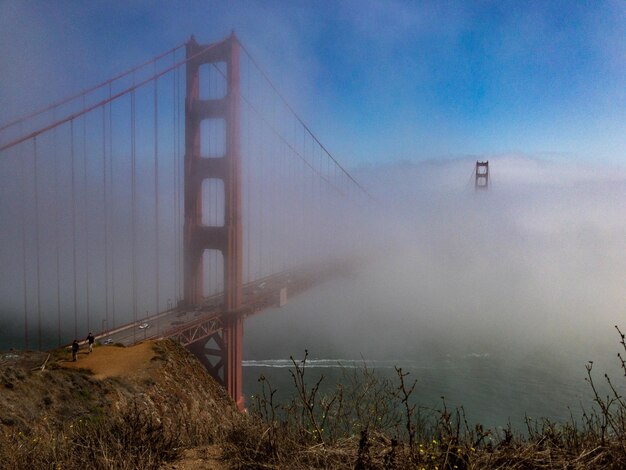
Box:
(0, 340), (244, 469)
(2, 339), (626, 469)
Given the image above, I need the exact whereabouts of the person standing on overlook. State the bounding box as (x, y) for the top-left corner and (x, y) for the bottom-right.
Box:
(86, 333), (95, 354)
(71, 340), (79, 361)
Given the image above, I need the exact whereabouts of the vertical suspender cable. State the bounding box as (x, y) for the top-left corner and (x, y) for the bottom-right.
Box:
(332, 161), (337, 257)
(290, 117), (296, 269)
(153, 61), (160, 318)
(82, 99), (91, 333)
(19, 133), (29, 349)
(176, 62), (183, 301)
(270, 81), (276, 276)
(245, 59), (251, 283)
(71, 120), (78, 340)
(298, 124), (303, 267)
(262, 78), (272, 276)
(320, 147), (325, 260)
(102, 105), (109, 335)
(108, 84), (116, 329)
(284, 136), (288, 271)
(280, 136), (285, 272)
(172, 52), (179, 305)
(53, 122), (62, 346)
(301, 128), (306, 265)
(308, 131), (313, 264)
(327, 155), (331, 255)
(131, 88), (137, 343)
(317, 146), (322, 258)
(318, 147), (323, 257)
(33, 137), (42, 350)
(256, 84), (262, 279)
(281, 101), (287, 272)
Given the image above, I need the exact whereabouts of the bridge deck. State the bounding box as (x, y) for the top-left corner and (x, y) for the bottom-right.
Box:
(91, 261), (352, 348)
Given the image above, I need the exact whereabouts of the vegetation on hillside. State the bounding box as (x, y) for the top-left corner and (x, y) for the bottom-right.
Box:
(1, 328), (626, 468)
(0, 340), (242, 469)
(228, 326), (626, 469)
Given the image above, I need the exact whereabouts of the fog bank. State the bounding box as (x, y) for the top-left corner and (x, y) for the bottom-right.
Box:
(246, 156), (626, 375)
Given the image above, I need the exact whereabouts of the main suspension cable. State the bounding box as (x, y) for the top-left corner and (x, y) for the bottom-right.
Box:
(1, 40), (222, 154)
(239, 41), (372, 200)
(0, 43), (185, 133)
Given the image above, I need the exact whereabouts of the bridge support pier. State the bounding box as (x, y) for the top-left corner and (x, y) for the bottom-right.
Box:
(184, 33), (244, 409)
(223, 314), (244, 409)
(186, 312), (244, 409)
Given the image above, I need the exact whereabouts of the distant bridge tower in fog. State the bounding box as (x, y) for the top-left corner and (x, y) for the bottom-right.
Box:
(475, 161), (489, 190)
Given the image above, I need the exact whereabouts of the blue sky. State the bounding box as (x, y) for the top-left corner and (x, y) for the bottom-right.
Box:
(0, 0), (624, 168)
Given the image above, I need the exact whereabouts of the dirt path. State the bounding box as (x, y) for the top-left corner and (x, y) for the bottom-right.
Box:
(61, 341), (229, 468)
(62, 341), (156, 379)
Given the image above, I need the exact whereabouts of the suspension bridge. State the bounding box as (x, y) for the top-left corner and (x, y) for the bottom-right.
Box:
(0, 33), (374, 408)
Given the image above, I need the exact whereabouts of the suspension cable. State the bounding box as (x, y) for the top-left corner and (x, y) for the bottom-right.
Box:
(0, 43), (186, 133)
(238, 41), (372, 200)
(0, 40), (222, 154)
(241, 96), (347, 197)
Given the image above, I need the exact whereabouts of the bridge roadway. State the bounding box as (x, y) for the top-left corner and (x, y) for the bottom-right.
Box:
(89, 261), (353, 348)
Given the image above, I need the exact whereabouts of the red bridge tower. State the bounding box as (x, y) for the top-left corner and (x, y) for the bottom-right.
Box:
(184, 33), (244, 409)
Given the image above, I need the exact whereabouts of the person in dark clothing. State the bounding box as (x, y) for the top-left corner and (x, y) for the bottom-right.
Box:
(71, 340), (79, 361)
(86, 333), (95, 353)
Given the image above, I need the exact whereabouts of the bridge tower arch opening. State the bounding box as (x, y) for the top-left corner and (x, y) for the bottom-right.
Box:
(184, 33), (244, 408)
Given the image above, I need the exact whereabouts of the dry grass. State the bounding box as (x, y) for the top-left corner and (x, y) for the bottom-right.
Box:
(0, 339), (242, 470)
(0, 402), (180, 470)
(3, 329), (626, 469)
(224, 327), (626, 469)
